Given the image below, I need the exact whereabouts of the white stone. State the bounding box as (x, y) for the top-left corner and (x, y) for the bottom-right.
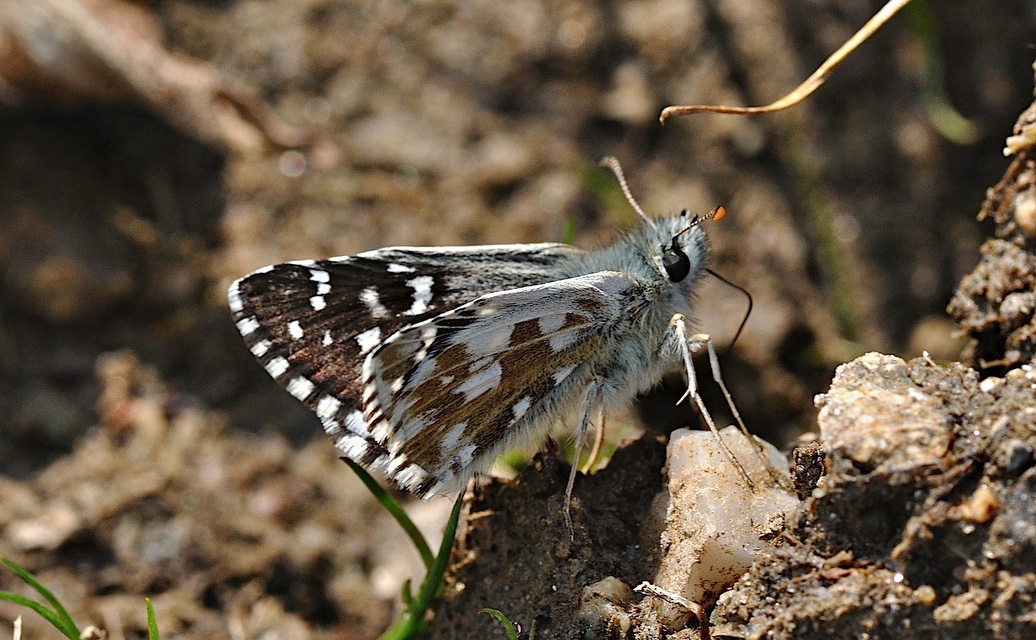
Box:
(650, 426), (798, 617)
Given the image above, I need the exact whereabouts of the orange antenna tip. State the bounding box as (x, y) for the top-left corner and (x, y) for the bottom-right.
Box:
(713, 205), (727, 222)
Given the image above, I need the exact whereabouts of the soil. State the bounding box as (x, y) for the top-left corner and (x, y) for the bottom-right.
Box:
(437, 353), (1036, 639)
(1, 1), (1035, 638)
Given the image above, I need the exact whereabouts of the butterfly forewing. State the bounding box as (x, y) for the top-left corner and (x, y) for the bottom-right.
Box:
(362, 271), (635, 495)
(228, 243), (583, 488)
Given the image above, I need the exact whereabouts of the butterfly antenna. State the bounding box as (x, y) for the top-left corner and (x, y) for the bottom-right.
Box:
(598, 156), (653, 226)
(675, 205), (726, 239)
(705, 267), (753, 356)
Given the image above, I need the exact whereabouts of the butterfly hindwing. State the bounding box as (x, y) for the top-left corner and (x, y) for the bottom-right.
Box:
(362, 271), (636, 495)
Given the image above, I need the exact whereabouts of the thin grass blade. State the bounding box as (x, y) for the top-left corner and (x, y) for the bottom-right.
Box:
(480, 608), (520, 640)
(145, 598), (161, 640)
(343, 459), (435, 569)
(0, 592), (78, 639)
(376, 493), (463, 640)
(1, 558), (79, 637)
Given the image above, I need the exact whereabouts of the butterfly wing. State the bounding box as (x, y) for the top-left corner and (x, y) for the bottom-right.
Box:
(361, 271), (636, 495)
(228, 243), (581, 483)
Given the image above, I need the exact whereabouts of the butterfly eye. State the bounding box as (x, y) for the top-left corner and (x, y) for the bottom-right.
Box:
(662, 236), (691, 282)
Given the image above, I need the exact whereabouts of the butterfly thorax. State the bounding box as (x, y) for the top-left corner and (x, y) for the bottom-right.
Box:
(561, 213), (712, 404)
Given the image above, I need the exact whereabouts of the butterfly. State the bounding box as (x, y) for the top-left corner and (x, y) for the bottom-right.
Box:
(228, 157), (757, 498)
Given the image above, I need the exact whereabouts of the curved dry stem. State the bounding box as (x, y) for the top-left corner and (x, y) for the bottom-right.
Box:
(659, 0), (912, 124)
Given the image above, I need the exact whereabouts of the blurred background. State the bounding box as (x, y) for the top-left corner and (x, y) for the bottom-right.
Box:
(1, 0), (1034, 637)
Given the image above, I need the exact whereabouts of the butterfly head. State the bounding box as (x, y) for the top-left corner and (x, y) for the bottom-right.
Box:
(597, 156), (722, 290)
(643, 207), (719, 291)
(663, 206), (724, 281)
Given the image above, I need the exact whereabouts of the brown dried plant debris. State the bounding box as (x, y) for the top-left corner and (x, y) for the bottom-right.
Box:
(0, 351), (426, 640)
(0, 0), (306, 151)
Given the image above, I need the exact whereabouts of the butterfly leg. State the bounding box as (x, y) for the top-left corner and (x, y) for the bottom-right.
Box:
(581, 407), (606, 474)
(663, 314), (754, 487)
(564, 380), (602, 535)
(691, 332), (792, 491)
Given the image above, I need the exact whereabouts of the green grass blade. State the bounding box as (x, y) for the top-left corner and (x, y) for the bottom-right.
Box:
(145, 598), (160, 640)
(561, 217), (576, 245)
(904, 0), (980, 144)
(1, 558), (79, 636)
(376, 493), (463, 640)
(0, 592), (78, 639)
(426, 493), (462, 600)
(480, 608), (520, 640)
(343, 459), (435, 569)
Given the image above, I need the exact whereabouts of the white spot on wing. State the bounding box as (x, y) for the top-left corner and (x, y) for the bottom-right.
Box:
(512, 396), (532, 420)
(371, 418), (393, 444)
(539, 314), (565, 335)
(249, 339), (272, 357)
(408, 356), (437, 389)
(466, 322), (513, 356)
(344, 409), (367, 435)
(404, 275), (434, 315)
(440, 422), (468, 456)
(265, 356), (290, 378)
(395, 464), (429, 490)
(410, 326), (437, 363)
(316, 395), (341, 420)
(287, 376), (315, 400)
(392, 413), (427, 448)
(366, 452), (392, 474)
(288, 320), (304, 340)
(322, 330), (333, 346)
(549, 332), (579, 352)
(387, 263), (416, 273)
(236, 317), (260, 336)
(310, 295), (326, 311)
(355, 327), (381, 354)
(455, 443), (477, 467)
(387, 454), (410, 474)
(227, 281), (243, 313)
(553, 364), (576, 385)
(360, 287), (390, 318)
(456, 361), (502, 401)
(317, 282), (331, 295)
(309, 269), (330, 282)
(335, 433), (371, 460)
